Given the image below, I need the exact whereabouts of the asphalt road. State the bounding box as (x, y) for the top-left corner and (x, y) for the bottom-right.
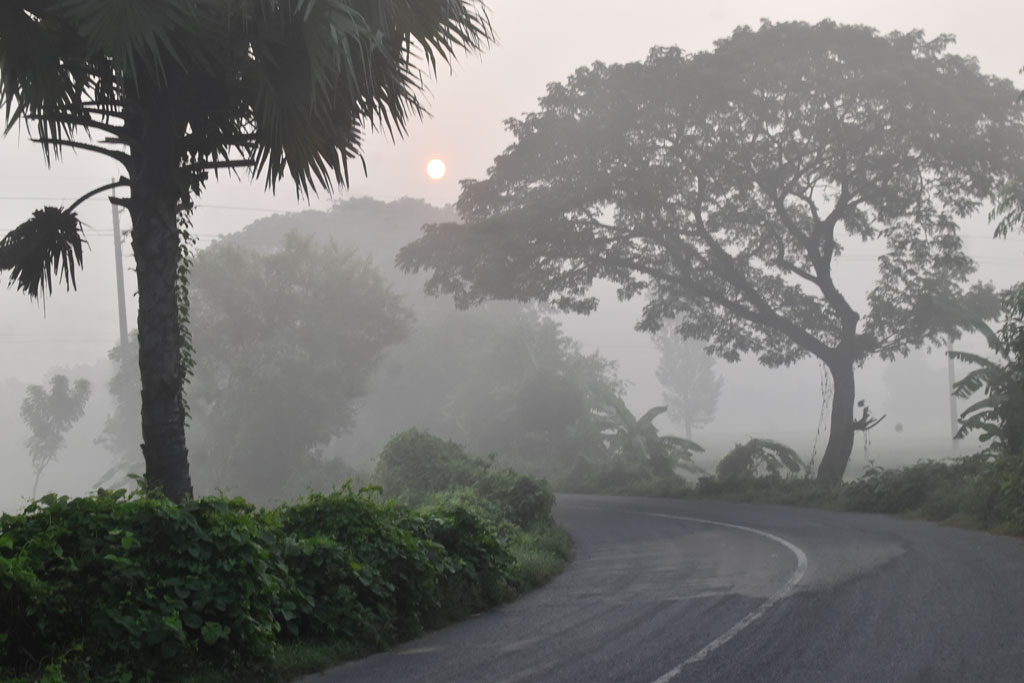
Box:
(299, 494), (1024, 682)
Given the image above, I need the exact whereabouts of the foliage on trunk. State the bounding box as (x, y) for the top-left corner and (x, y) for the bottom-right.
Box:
(399, 20), (1022, 481)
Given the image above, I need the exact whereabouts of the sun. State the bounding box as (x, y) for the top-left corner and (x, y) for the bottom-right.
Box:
(426, 158), (446, 180)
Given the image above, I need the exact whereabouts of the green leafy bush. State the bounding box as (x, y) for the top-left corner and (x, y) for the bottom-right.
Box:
(375, 429), (490, 506)
(272, 532), (381, 644)
(715, 439), (805, 480)
(278, 488), (448, 638)
(472, 468), (555, 528)
(0, 491), (292, 681)
(0, 483), (528, 681)
(375, 429), (555, 530)
(419, 498), (513, 609)
(277, 486), (515, 636)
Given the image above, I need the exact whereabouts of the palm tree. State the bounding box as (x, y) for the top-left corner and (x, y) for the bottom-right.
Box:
(0, 1), (491, 501)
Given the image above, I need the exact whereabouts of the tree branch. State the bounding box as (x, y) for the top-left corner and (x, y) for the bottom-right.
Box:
(687, 173), (833, 359)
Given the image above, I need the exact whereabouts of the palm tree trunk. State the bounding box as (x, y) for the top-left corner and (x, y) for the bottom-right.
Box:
(126, 113), (193, 503)
(816, 356), (856, 484)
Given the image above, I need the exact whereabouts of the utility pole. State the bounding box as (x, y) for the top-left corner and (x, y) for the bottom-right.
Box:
(947, 336), (959, 456)
(111, 187), (129, 350)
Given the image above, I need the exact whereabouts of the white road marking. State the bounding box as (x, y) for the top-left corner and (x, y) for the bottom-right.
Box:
(625, 511), (809, 683)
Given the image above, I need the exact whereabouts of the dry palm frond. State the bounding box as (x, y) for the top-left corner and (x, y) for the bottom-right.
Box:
(0, 207), (86, 299)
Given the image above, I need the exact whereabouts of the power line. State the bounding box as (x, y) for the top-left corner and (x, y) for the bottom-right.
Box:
(0, 195), (316, 213)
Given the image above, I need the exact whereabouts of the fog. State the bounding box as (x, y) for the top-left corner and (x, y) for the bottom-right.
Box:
(3, 0), (1023, 510)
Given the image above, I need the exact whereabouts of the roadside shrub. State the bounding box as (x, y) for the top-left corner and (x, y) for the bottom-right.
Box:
(959, 451), (1024, 530)
(715, 439), (805, 480)
(505, 522), (575, 592)
(840, 456), (1019, 521)
(695, 475), (832, 507)
(2, 435), (572, 681)
(473, 468), (554, 528)
(0, 483), (536, 681)
(375, 429), (490, 506)
(273, 532), (382, 644)
(0, 491), (292, 681)
(375, 429), (555, 530)
(419, 497), (513, 610)
(277, 488), (449, 637)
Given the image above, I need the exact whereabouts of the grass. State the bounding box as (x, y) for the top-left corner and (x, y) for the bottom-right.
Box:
(508, 522), (575, 590)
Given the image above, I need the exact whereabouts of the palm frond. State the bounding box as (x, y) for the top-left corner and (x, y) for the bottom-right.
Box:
(637, 405), (668, 426)
(238, 0), (493, 195)
(952, 367), (995, 399)
(948, 349), (999, 367)
(660, 435), (705, 453)
(0, 207), (86, 299)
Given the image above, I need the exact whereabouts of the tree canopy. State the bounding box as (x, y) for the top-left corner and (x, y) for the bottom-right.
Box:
(399, 20), (1024, 482)
(0, 0), (492, 500)
(187, 235), (411, 501)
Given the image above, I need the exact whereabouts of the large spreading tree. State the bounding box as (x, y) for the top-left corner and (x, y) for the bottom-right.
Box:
(398, 20), (1024, 482)
(0, 0), (491, 501)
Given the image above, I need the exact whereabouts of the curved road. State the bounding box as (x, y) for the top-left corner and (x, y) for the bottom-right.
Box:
(301, 494), (1024, 682)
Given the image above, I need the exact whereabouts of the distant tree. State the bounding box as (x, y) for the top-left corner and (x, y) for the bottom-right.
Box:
(654, 331), (723, 439)
(21, 375), (91, 498)
(0, 0), (492, 501)
(399, 20), (1022, 482)
(186, 235), (411, 501)
(228, 197), (458, 304)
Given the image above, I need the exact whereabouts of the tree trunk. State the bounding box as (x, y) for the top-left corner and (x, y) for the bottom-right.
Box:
(31, 468), (42, 500)
(816, 357), (856, 484)
(682, 391), (693, 440)
(127, 118), (193, 503)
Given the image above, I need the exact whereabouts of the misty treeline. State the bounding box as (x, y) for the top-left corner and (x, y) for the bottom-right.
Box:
(2, 15), (1022, 505)
(93, 199), (704, 503)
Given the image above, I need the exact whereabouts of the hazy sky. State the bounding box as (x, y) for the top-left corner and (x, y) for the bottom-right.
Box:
(1, 0), (1023, 415)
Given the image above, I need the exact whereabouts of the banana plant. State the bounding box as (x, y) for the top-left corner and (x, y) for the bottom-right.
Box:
(951, 284), (1024, 454)
(595, 392), (705, 477)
